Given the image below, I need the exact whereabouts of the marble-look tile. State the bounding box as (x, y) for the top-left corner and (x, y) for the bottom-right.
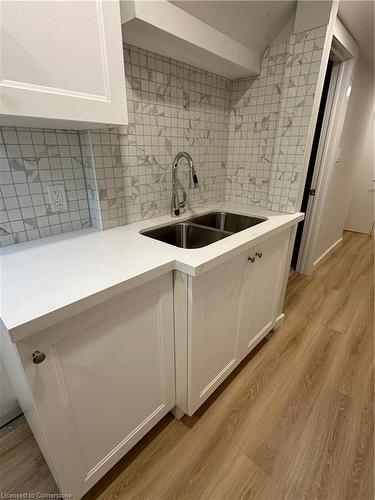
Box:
(0, 127), (92, 246)
(226, 25), (327, 213)
(88, 44), (230, 229)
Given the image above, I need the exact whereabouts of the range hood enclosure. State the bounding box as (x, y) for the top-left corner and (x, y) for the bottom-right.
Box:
(120, 0), (261, 79)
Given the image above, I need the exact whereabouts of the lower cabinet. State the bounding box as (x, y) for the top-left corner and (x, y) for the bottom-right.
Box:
(7, 273), (175, 499)
(175, 229), (290, 416)
(187, 251), (247, 414)
(2, 228), (293, 497)
(237, 230), (290, 362)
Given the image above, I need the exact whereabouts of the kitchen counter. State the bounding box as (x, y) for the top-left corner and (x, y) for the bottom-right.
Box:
(0, 202), (303, 341)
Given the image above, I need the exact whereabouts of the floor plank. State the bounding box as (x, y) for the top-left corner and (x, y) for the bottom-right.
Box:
(1, 231), (373, 500)
(0, 416), (59, 494)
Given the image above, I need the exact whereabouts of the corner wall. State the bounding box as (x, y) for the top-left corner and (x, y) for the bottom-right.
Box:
(225, 26), (327, 213)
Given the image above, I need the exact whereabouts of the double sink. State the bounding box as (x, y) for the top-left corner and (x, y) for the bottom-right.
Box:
(140, 211), (267, 249)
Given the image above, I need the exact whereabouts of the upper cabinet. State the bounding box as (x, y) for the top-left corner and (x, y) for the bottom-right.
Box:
(0, 0), (128, 129)
(120, 0), (260, 79)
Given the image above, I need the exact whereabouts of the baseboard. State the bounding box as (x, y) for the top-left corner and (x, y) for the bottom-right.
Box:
(313, 238), (343, 270)
(344, 228), (373, 236)
(171, 406), (185, 420)
(288, 270), (298, 282)
(0, 407), (22, 428)
(273, 313), (285, 331)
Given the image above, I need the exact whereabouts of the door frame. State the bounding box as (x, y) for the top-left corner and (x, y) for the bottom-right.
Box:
(296, 19), (359, 275)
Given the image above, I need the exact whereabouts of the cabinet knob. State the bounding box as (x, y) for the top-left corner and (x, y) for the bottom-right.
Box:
(32, 351), (46, 364)
(248, 256), (256, 263)
(256, 252), (263, 259)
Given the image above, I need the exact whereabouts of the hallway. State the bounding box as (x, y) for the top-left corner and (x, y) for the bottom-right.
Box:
(1, 231), (373, 500)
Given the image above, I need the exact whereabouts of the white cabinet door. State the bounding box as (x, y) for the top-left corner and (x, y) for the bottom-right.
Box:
(187, 253), (248, 415)
(0, 0), (128, 128)
(175, 229), (292, 418)
(15, 273), (174, 499)
(237, 231), (289, 361)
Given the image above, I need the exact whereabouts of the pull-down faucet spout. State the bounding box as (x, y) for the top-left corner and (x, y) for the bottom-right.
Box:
(171, 152), (199, 217)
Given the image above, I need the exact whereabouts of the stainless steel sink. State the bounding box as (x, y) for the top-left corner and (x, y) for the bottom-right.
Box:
(140, 222), (230, 249)
(189, 211), (266, 233)
(140, 211), (267, 248)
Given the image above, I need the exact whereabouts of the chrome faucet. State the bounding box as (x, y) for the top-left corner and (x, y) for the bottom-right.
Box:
(171, 152), (199, 216)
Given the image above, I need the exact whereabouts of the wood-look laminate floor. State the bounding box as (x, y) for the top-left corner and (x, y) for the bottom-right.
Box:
(1, 231), (373, 500)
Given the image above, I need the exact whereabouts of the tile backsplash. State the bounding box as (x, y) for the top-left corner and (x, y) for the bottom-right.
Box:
(226, 26), (326, 212)
(267, 26), (326, 212)
(226, 48), (284, 207)
(85, 43), (231, 229)
(0, 26), (327, 246)
(0, 128), (91, 246)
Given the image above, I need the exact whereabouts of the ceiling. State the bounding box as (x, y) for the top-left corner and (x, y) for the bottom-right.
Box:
(169, 1), (297, 55)
(338, 1), (374, 67)
(169, 1), (374, 68)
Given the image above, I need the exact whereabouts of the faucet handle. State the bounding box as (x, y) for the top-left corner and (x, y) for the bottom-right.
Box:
(189, 170), (199, 189)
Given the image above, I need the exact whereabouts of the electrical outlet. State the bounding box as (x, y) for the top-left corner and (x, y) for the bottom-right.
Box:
(47, 185), (68, 212)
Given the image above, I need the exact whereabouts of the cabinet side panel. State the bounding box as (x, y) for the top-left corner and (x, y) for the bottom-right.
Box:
(173, 271), (188, 416)
(276, 226), (296, 319)
(0, 321), (62, 491)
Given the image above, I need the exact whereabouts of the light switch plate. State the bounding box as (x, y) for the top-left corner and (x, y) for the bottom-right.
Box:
(47, 185), (67, 212)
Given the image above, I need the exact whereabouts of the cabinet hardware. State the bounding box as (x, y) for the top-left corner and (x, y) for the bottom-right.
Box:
(32, 351), (46, 364)
(248, 256), (255, 263)
(256, 252), (263, 258)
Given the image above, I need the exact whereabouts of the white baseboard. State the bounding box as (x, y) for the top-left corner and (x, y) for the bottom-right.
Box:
(171, 406), (185, 420)
(273, 313), (285, 331)
(313, 238), (343, 270)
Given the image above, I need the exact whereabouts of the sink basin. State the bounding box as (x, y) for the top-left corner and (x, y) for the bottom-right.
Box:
(140, 211), (267, 248)
(190, 211), (266, 233)
(140, 222), (230, 249)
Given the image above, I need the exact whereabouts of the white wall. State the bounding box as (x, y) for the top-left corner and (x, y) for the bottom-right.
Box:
(294, 0), (334, 33)
(0, 355), (21, 426)
(313, 52), (374, 264)
(344, 57), (374, 234)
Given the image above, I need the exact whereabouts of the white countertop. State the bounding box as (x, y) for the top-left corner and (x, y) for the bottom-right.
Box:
(0, 202), (303, 341)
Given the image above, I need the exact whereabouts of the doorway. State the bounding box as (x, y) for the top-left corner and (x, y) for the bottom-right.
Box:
(293, 20), (358, 276)
(291, 57), (335, 270)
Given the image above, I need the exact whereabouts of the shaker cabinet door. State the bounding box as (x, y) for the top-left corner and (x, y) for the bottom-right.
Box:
(15, 273), (175, 499)
(238, 231), (289, 361)
(187, 253), (249, 415)
(0, 0), (128, 127)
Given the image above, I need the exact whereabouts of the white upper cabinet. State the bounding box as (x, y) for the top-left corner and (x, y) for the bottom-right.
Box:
(0, 1), (128, 128)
